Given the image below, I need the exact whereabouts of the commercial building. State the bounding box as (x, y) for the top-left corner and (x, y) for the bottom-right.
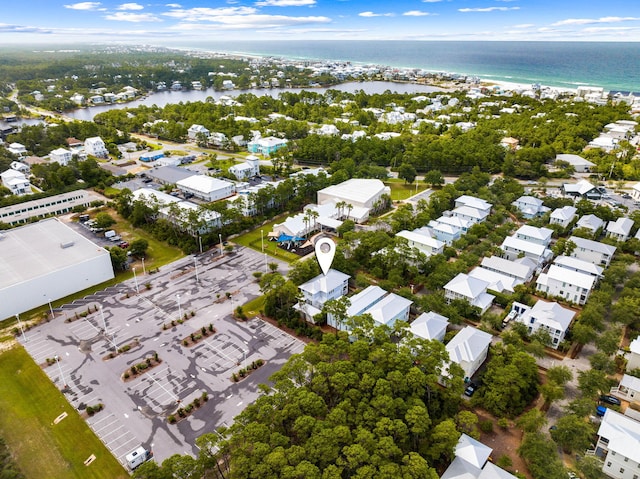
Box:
(0, 218), (114, 320)
(176, 175), (236, 202)
(0, 190), (93, 226)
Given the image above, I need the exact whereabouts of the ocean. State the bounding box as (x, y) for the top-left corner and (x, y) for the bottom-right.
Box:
(175, 41), (640, 93)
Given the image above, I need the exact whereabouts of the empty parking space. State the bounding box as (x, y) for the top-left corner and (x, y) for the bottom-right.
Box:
(134, 366), (189, 413)
(196, 334), (245, 373)
(250, 319), (307, 354)
(88, 413), (139, 466)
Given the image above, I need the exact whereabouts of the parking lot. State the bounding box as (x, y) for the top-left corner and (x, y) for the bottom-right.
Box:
(19, 247), (305, 467)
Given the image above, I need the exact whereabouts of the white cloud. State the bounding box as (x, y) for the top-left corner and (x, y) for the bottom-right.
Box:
(459, 6), (520, 12)
(105, 12), (162, 22)
(117, 3), (144, 10)
(255, 0), (316, 5)
(402, 10), (433, 16)
(165, 3), (181, 6)
(552, 16), (640, 26)
(163, 7), (259, 20)
(358, 11), (394, 17)
(582, 26), (636, 33)
(513, 23), (535, 28)
(64, 2), (103, 10)
(0, 23), (55, 34)
(167, 12), (330, 30)
(421, 0), (442, 2)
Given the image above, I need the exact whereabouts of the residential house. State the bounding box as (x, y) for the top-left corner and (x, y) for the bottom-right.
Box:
(514, 225), (553, 247)
(468, 267), (518, 294)
(536, 264), (596, 305)
(480, 255), (537, 284)
(187, 124), (210, 141)
(313, 124), (340, 136)
(176, 176), (236, 202)
(555, 153), (595, 173)
(512, 195), (550, 219)
(445, 327), (493, 379)
(514, 300), (575, 348)
(427, 219), (463, 245)
(247, 136), (288, 156)
(208, 132), (228, 148)
(500, 235), (553, 265)
(8, 142), (27, 157)
(575, 214), (605, 235)
(452, 205), (489, 224)
(49, 147), (73, 166)
(628, 338), (640, 371)
(594, 409), (640, 479)
(396, 227), (445, 257)
(607, 217), (634, 242)
(632, 182), (640, 202)
(611, 374), (640, 403)
(9, 161), (29, 174)
(500, 137), (520, 151)
(409, 312), (449, 342)
(296, 269), (350, 322)
(454, 195), (492, 216)
(441, 434), (519, 479)
(550, 205), (577, 228)
(569, 236), (617, 267)
(444, 273), (495, 314)
(84, 137), (108, 158)
(1, 169), (31, 195)
(553, 255), (604, 278)
(228, 156), (260, 180)
(562, 179), (602, 200)
(70, 93), (85, 105)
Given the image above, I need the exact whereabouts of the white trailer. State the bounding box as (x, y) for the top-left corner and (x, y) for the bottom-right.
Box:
(125, 446), (150, 470)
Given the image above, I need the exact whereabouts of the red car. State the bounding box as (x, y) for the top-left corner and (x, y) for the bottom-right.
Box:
(118, 241), (129, 249)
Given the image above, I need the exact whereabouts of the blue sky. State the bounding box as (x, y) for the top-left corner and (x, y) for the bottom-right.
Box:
(1, 1), (640, 43)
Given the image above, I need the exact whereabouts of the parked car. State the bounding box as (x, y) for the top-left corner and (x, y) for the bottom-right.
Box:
(596, 405), (607, 417)
(118, 241), (129, 249)
(464, 383), (477, 397)
(622, 193), (631, 199)
(600, 395), (621, 406)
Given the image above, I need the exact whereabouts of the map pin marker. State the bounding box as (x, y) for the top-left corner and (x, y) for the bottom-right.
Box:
(315, 237), (336, 276)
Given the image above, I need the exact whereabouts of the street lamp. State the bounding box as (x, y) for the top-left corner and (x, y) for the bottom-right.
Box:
(264, 253), (268, 273)
(219, 233), (223, 256)
(261, 229), (264, 253)
(15, 314), (26, 342)
(176, 294), (182, 321)
(198, 235), (203, 254)
(47, 298), (54, 319)
(141, 257), (146, 276)
(194, 256), (200, 283)
(132, 267), (139, 293)
(99, 305), (107, 334)
(55, 355), (67, 389)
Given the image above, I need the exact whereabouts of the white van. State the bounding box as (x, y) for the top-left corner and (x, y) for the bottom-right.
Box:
(125, 446), (150, 470)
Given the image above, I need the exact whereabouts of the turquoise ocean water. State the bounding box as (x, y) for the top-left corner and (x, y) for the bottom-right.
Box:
(176, 41), (640, 93)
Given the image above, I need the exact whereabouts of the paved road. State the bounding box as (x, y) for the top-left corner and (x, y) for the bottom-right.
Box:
(18, 247), (304, 467)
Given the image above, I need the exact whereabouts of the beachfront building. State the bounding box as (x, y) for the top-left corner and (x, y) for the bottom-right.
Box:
(444, 273), (494, 314)
(569, 236), (617, 267)
(550, 205), (577, 228)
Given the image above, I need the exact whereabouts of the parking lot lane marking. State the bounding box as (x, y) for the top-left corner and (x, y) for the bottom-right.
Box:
(237, 401), (243, 407)
(124, 413), (129, 418)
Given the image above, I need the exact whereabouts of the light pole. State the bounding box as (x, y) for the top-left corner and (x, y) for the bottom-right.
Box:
(15, 314), (26, 342)
(55, 355), (67, 389)
(176, 294), (182, 321)
(100, 305), (107, 334)
(141, 257), (146, 275)
(132, 267), (139, 293)
(261, 229), (264, 253)
(194, 256), (200, 284)
(219, 233), (223, 256)
(198, 235), (203, 254)
(264, 253), (268, 273)
(47, 298), (54, 319)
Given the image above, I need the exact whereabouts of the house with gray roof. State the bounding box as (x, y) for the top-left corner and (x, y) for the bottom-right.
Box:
(575, 214), (605, 235)
(444, 273), (495, 314)
(513, 300), (575, 348)
(606, 217), (634, 242)
(549, 205), (577, 228)
(536, 264), (596, 305)
(569, 236), (617, 267)
(409, 312), (449, 342)
(445, 327), (493, 380)
(556, 153), (595, 173)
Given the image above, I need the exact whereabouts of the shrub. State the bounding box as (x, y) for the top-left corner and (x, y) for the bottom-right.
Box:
(137, 362), (148, 371)
(183, 339), (189, 346)
(498, 418), (510, 429)
(193, 397), (200, 407)
(177, 408), (185, 417)
(185, 404), (193, 413)
(208, 324), (214, 333)
(168, 415), (176, 424)
(479, 420), (494, 433)
(124, 372), (130, 379)
(232, 373), (239, 382)
(190, 311), (195, 317)
(256, 359), (264, 367)
(130, 365), (137, 375)
(201, 327), (206, 336)
(202, 391), (208, 402)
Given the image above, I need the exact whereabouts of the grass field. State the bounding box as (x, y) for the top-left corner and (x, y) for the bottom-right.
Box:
(384, 179), (429, 201)
(241, 295), (266, 316)
(233, 218), (300, 263)
(0, 347), (127, 479)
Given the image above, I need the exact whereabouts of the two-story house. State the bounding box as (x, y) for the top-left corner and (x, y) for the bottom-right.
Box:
(575, 214), (605, 236)
(514, 300), (575, 348)
(512, 195), (550, 219)
(1, 169), (31, 195)
(536, 264), (596, 305)
(296, 269), (350, 322)
(445, 327), (493, 380)
(480, 255), (537, 284)
(515, 225), (553, 247)
(500, 235), (553, 265)
(569, 236), (617, 267)
(49, 147), (73, 166)
(444, 273), (495, 314)
(549, 205), (577, 228)
(594, 409), (640, 479)
(396, 227), (445, 257)
(409, 312), (449, 342)
(607, 217), (634, 242)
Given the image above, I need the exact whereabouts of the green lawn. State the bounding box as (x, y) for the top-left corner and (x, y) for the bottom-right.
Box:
(241, 295), (266, 316)
(384, 180), (428, 201)
(233, 218), (300, 263)
(0, 347), (128, 479)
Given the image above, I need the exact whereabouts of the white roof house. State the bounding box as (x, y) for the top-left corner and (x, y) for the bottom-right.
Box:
(512, 196), (550, 219)
(606, 217), (634, 242)
(595, 409), (640, 479)
(409, 312), (449, 342)
(49, 147), (73, 166)
(480, 255), (536, 283)
(228, 156), (260, 180)
(549, 205), (577, 228)
(468, 267), (518, 293)
(442, 434), (518, 479)
(445, 327), (493, 379)
(514, 225), (553, 246)
(297, 269), (350, 322)
(7, 142), (27, 157)
(536, 264), (596, 305)
(563, 179), (601, 198)
(1, 169), (31, 196)
(436, 215), (473, 232)
(554, 255), (604, 278)
(569, 236), (617, 267)
(575, 214), (605, 234)
(10, 161), (29, 173)
(455, 434), (492, 469)
(187, 124), (210, 140)
(556, 153), (595, 173)
(444, 273), (495, 314)
(84, 136), (108, 158)
(317, 179), (390, 223)
(396, 228), (445, 257)
(517, 300), (575, 348)
(454, 195), (492, 215)
(628, 337), (640, 371)
(500, 235), (552, 265)
(176, 175), (236, 202)
(632, 182), (640, 202)
(612, 374), (640, 402)
(452, 205), (489, 224)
